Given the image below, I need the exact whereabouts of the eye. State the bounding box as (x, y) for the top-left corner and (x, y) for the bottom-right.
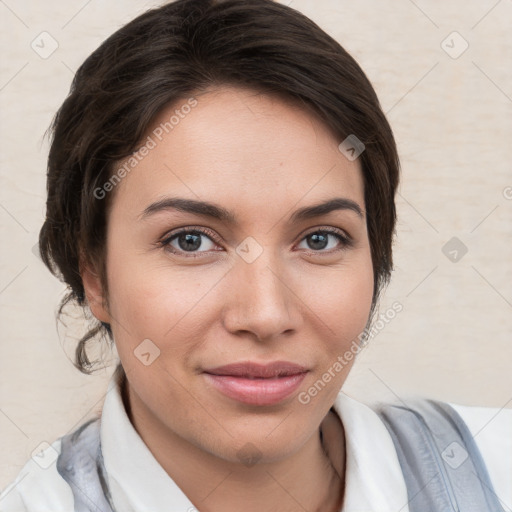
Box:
(160, 226), (353, 258)
(296, 228), (353, 254)
(161, 227), (221, 258)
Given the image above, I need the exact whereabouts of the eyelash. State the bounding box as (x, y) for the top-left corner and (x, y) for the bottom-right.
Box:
(159, 226), (353, 259)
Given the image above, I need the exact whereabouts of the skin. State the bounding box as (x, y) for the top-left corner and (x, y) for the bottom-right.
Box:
(82, 85), (374, 512)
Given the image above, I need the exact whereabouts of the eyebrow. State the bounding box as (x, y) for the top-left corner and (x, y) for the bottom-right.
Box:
(138, 196), (364, 223)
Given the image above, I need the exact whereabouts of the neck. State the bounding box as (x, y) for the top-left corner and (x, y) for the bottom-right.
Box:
(122, 380), (345, 512)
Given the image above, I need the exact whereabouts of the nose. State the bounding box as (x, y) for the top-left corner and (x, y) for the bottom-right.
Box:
(221, 249), (302, 342)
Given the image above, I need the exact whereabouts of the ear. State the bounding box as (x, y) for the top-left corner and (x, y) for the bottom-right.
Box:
(80, 259), (111, 324)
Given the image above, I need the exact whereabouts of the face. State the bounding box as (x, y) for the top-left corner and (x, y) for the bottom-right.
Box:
(83, 85), (374, 465)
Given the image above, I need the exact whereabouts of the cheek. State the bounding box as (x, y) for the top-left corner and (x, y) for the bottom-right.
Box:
(105, 218), (374, 363)
(107, 265), (195, 341)
(301, 248), (374, 379)
(107, 236), (374, 334)
(305, 251), (374, 338)
(104, 246), (225, 373)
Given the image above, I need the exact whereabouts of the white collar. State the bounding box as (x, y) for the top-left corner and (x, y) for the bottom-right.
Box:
(331, 390), (410, 512)
(100, 373), (195, 511)
(100, 373), (409, 512)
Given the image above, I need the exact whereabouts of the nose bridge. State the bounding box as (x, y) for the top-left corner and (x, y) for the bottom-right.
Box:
(223, 242), (299, 339)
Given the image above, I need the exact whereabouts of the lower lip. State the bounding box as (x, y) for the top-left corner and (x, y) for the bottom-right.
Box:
(203, 372), (307, 406)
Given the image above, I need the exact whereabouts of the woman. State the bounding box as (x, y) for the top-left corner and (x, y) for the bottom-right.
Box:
(1, 0), (509, 510)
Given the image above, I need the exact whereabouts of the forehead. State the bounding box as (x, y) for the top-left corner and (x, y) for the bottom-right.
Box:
(110, 86), (364, 221)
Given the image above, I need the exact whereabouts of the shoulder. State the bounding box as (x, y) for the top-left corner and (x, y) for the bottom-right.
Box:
(375, 397), (512, 510)
(0, 438), (75, 512)
(449, 401), (512, 509)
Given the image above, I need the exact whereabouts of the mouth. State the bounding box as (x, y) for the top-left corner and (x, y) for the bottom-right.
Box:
(202, 361), (309, 406)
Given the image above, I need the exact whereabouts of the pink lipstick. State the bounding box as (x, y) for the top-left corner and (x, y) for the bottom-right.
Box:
(203, 361), (308, 406)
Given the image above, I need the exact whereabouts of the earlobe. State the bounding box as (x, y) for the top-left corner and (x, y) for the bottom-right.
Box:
(80, 262), (111, 324)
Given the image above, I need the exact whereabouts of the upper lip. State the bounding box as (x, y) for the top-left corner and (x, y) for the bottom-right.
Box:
(203, 361), (309, 378)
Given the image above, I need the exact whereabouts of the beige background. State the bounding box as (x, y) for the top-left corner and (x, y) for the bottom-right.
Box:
(1, 0), (511, 489)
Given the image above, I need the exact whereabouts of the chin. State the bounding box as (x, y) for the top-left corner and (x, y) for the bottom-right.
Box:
(204, 417), (315, 467)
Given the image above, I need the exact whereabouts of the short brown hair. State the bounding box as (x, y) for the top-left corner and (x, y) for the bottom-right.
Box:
(38, 0), (400, 374)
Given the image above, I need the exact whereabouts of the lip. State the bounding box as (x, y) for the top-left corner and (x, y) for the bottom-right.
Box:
(203, 361), (309, 406)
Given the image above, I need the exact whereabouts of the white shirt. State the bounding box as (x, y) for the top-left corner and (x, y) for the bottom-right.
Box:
(1, 373), (511, 512)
